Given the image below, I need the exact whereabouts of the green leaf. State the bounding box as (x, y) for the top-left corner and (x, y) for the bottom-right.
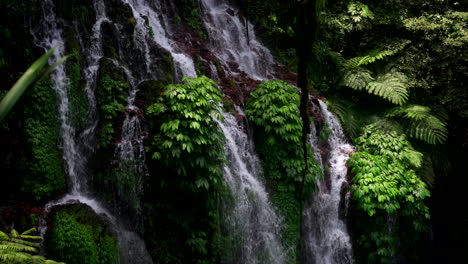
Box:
(0, 48), (68, 122)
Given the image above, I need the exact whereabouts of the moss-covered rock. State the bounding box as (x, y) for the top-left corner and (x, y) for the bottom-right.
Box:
(101, 21), (121, 60)
(137, 80), (165, 109)
(103, 0), (135, 35)
(45, 203), (118, 264)
(20, 78), (65, 201)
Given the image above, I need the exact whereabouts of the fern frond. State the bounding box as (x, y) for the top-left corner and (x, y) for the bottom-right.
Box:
(0, 241), (37, 253)
(366, 71), (409, 105)
(326, 97), (362, 138)
(386, 104), (448, 144)
(10, 238), (40, 248)
(0, 231), (8, 241)
(344, 49), (398, 68)
(342, 67), (374, 90)
(20, 227), (37, 236)
(417, 155), (436, 187)
(10, 229), (19, 239)
(0, 250), (31, 261)
(369, 117), (404, 135)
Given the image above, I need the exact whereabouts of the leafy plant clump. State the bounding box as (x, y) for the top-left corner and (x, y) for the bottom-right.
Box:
(246, 80), (320, 261)
(146, 76), (225, 191)
(0, 227), (63, 264)
(246, 80), (318, 189)
(45, 205), (118, 264)
(145, 76), (225, 262)
(348, 124), (430, 263)
(96, 75), (128, 148)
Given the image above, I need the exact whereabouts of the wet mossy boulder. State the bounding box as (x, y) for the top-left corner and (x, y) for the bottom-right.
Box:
(137, 80), (165, 108)
(53, 0), (97, 31)
(103, 0), (136, 34)
(101, 21), (121, 60)
(45, 203), (118, 264)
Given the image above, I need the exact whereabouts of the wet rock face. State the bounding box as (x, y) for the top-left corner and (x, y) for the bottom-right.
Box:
(103, 0), (135, 34)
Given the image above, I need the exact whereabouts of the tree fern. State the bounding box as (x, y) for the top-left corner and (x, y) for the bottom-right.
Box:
(386, 104), (448, 144)
(342, 67), (373, 90)
(326, 97), (362, 138)
(0, 228), (64, 264)
(366, 70), (409, 105)
(344, 49), (398, 68)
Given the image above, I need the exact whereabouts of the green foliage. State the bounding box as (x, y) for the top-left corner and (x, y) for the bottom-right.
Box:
(246, 80), (319, 187)
(45, 205), (118, 264)
(146, 76), (225, 191)
(342, 67), (410, 105)
(246, 80), (320, 262)
(145, 76), (224, 262)
(0, 228), (64, 264)
(349, 124), (430, 262)
(67, 49), (90, 130)
(178, 0), (206, 39)
(344, 49), (399, 68)
(0, 48), (66, 122)
(96, 75), (128, 147)
(385, 104), (448, 144)
(21, 78), (65, 201)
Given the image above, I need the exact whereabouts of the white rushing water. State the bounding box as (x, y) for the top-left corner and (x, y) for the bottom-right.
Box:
(302, 100), (354, 264)
(215, 109), (286, 264)
(32, 1), (153, 263)
(123, 0), (197, 79)
(201, 0), (275, 80)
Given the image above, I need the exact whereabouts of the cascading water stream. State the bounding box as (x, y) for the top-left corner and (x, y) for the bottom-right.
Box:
(123, 0), (197, 79)
(200, 0), (275, 80)
(32, 1), (153, 263)
(215, 109), (286, 264)
(302, 100), (354, 264)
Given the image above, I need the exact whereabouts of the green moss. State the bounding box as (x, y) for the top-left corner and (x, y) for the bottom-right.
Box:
(45, 204), (118, 264)
(269, 180), (301, 263)
(194, 57), (207, 76)
(138, 80), (165, 109)
(21, 78), (65, 201)
(96, 75), (128, 147)
(96, 58), (129, 148)
(68, 49), (90, 130)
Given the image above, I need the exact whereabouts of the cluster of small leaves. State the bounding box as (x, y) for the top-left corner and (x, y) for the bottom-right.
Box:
(246, 80), (302, 144)
(349, 124), (430, 219)
(146, 76), (225, 191)
(246, 80), (319, 189)
(46, 208), (117, 264)
(404, 11), (468, 47)
(96, 75), (128, 147)
(0, 228), (63, 264)
(349, 124), (431, 263)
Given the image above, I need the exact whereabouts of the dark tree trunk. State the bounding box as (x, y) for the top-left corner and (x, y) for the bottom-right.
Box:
(297, 0), (319, 263)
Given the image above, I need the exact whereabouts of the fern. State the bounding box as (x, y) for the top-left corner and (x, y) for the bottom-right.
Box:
(366, 71), (409, 105)
(342, 67), (373, 90)
(386, 104), (448, 144)
(344, 49), (398, 68)
(326, 97), (362, 138)
(0, 228), (64, 264)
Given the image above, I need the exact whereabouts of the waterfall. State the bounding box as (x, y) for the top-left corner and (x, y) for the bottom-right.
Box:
(302, 100), (354, 264)
(200, 0), (275, 80)
(32, 1), (153, 263)
(122, 0), (197, 79)
(215, 109), (286, 264)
